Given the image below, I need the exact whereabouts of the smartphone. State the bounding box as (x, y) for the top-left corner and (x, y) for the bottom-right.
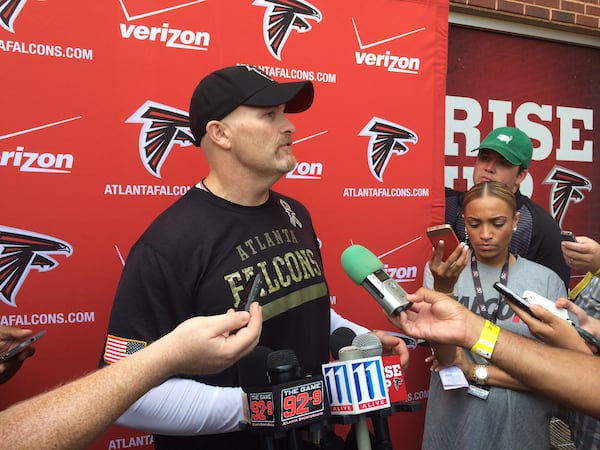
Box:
(236, 272), (264, 312)
(0, 329), (46, 361)
(560, 230), (577, 242)
(523, 290), (570, 321)
(574, 325), (600, 353)
(493, 282), (537, 318)
(426, 224), (461, 261)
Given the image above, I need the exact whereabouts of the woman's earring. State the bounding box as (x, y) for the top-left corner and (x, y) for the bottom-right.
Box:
(513, 226), (518, 232)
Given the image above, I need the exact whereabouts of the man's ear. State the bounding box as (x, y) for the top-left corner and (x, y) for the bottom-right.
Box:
(205, 120), (231, 148)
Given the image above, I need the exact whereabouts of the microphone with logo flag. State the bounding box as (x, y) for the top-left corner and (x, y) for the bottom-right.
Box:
(238, 346), (276, 450)
(352, 334), (393, 450)
(242, 348), (329, 449)
(340, 345), (373, 450)
(341, 244), (412, 316)
(323, 334), (391, 450)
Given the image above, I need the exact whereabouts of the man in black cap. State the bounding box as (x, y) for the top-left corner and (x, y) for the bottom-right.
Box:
(100, 65), (408, 449)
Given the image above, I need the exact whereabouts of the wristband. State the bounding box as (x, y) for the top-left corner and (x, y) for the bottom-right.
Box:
(470, 320), (500, 359)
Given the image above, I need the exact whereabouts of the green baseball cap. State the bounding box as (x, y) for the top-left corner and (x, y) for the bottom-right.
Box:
(473, 127), (533, 168)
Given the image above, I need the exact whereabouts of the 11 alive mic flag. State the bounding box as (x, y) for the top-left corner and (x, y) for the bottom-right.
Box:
(322, 356), (390, 415)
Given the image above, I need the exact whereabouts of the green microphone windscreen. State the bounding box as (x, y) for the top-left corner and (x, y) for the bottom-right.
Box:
(341, 244), (384, 284)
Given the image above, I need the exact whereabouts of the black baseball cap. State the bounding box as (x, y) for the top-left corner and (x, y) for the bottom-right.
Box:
(189, 65), (314, 145)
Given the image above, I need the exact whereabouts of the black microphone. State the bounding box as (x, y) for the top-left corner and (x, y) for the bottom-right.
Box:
(238, 346), (276, 450)
(239, 345), (272, 389)
(341, 245), (412, 316)
(267, 350), (304, 450)
(330, 327), (357, 360)
(352, 335), (393, 450)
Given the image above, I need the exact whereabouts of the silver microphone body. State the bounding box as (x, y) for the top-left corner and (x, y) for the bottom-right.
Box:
(362, 270), (411, 316)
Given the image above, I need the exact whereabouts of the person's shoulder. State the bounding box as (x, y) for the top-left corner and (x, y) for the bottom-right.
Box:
(516, 191), (559, 224)
(445, 187), (464, 199)
(516, 191), (548, 214)
(137, 189), (205, 239)
(515, 256), (566, 294)
(516, 255), (560, 277)
(271, 190), (309, 210)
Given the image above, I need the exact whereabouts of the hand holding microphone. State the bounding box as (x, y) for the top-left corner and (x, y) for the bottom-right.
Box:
(341, 245), (412, 316)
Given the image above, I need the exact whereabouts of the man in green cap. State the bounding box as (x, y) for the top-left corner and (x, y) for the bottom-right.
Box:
(445, 126), (570, 289)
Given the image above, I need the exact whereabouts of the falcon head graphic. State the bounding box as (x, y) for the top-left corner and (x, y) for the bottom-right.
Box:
(359, 117), (418, 182)
(543, 166), (591, 227)
(0, 226), (72, 307)
(127, 101), (195, 178)
(0, 0), (27, 33)
(253, 0), (322, 61)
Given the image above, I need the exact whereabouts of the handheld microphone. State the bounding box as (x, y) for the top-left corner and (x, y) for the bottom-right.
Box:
(330, 327), (357, 360)
(267, 350), (303, 450)
(339, 345), (372, 450)
(238, 346), (276, 450)
(341, 244), (412, 316)
(353, 335), (393, 450)
(239, 346), (272, 390)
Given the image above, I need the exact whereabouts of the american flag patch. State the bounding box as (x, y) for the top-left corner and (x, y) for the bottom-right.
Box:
(103, 335), (147, 364)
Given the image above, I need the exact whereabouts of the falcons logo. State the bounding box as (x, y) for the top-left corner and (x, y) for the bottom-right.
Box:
(253, 0), (321, 61)
(127, 101), (195, 178)
(359, 117), (418, 182)
(0, 0), (27, 33)
(0, 226), (72, 307)
(543, 166), (591, 227)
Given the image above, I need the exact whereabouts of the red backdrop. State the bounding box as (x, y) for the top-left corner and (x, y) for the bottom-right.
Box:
(1, 1), (448, 449)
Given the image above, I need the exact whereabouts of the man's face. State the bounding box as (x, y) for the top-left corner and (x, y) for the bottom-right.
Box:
(472, 148), (527, 192)
(223, 104), (297, 176)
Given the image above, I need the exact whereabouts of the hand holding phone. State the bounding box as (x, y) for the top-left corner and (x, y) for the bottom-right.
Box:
(560, 230), (577, 242)
(494, 283), (600, 352)
(0, 330), (46, 361)
(426, 224), (461, 262)
(493, 282), (536, 317)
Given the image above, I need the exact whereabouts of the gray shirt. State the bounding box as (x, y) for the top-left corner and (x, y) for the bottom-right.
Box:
(422, 256), (567, 450)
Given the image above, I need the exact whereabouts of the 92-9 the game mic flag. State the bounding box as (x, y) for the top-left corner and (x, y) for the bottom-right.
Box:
(243, 348), (330, 435)
(238, 346), (276, 450)
(341, 244), (412, 316)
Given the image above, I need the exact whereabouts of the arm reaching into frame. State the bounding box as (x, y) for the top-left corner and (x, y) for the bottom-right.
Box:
(0, 304), (262, 450)
(386, 288), (600, 420)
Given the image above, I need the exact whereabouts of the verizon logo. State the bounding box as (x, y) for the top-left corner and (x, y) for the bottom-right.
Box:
(286, 161), (323, 180)
(119, 23), (210, 50)
(355, 51), (420, 74)
(1, 146), (73, 173)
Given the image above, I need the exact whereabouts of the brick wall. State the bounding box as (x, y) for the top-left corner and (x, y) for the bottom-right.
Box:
(450, 0), (600, 33)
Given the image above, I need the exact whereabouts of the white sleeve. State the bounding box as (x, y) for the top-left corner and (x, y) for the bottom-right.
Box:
(423, 263), (433, 289)
(116, 377), (245, 435)
(330, 308), (370, 336)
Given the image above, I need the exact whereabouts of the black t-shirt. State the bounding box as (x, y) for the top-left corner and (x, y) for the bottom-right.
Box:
(101, 187), (331, 449)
